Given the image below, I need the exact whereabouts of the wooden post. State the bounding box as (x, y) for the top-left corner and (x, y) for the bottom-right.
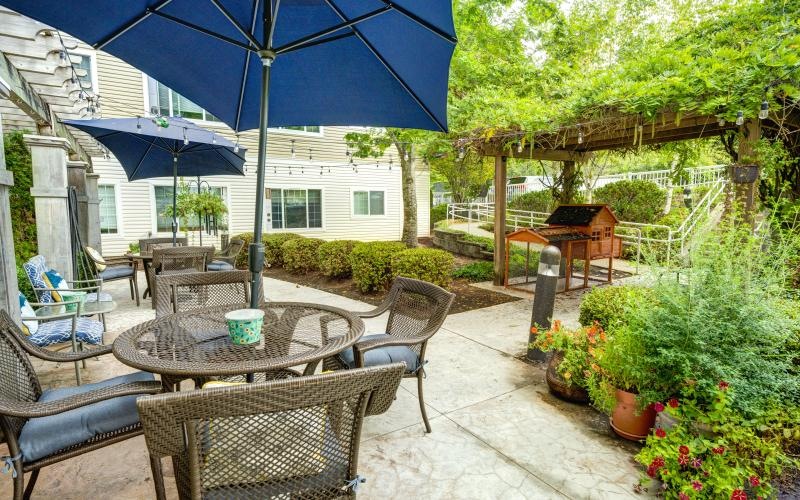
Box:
(493, 156), (507, 286)
(730, 119), (761, 223)
(0, 113), (20, 323)
(560, 160), (577, 204)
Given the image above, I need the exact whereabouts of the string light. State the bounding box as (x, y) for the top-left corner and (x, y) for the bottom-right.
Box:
(320, 165), (323, 175)
(136, 118), (142, 133)
(516, 141), (523, 153)
(308, 148), (313, 161)
(759, 99), (769, 120)
(736, 111), (744, 126)
(234, 133), (240, 153)
(577, 128), (584, 144)
(389, 156), (393, 171)
(717, 116), (726, 127)
(182, 128), (189, 146)
(211, 134), (217, 144)
(290, 139), (296, 159)
(457, 147), (465, 160)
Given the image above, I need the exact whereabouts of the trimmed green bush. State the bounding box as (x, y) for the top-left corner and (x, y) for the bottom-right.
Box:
(317, 240), (359, 278)
(431, 203), (448, 228)
(578, 285), (652, 330)
(594, 179), (667, 223)
(452, 261), (494, 282)
(391, 248), (454, 288)
(282, 238), (324, 273)
(264, 233), (303, 267)
(508, 190), (555, 213)
(230, 232), (255, 269)
(350, 241), (407, 292)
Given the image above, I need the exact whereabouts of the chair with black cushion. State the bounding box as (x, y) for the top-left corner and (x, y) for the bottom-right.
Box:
(84, 246), (140, 306)
(0, 310), (164, 500)
(208, 238), (244, 272)
(137, 364), (404, 500)
(324, 277), (455, 433)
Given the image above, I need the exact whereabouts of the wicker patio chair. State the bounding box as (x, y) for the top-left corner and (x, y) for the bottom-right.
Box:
(137, 363), (405, 500)
(84, 246), (140, 306)
(208, 238), (244, 271)
(23, 255), (110, 304)
(148, 246), (215, 308)
(324, 277), (455, 433)
(139, 237), (187, 254)
(153, 270), (260, 318)
(0, 310), (164, 500)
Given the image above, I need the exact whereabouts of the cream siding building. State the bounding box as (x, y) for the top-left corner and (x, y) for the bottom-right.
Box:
(91, 51), (430, 255)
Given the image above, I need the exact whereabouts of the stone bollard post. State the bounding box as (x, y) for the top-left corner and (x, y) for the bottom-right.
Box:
(528, 245), (561, 362)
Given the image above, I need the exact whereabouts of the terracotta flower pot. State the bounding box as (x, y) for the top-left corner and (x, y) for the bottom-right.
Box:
(610, 388), (656, 441)
(545, 351), (590, 404)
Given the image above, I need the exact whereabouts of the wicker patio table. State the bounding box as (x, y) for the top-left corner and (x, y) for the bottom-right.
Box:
(113, 302), (364, 387)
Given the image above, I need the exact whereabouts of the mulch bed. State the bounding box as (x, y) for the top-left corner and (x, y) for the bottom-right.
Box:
(263, 266), (519, 314)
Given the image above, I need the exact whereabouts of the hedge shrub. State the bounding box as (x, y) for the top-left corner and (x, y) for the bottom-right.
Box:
(508, 190), (555, 213)
(452, 261), (494, 282)
(593, 179), (667, 223)
(230, 232), (255, 268)
(317, 240), (359, 278)
(264, 233), (303, 267)
(578, 285), (652, 330)
(350, 241), (407, 292)
(391, 248), (454, 288)
(431, 203), (448, 228)
(282, 238), (324, 273)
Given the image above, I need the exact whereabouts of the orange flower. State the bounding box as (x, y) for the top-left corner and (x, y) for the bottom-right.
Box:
(599, 331), (607, 342)
(530, 326), (538, 335)
(591, 363), (600, 372)
(552, 320), (562, 331)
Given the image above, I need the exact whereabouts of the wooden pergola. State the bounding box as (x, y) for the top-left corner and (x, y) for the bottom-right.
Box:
(474, 108), (800, 285)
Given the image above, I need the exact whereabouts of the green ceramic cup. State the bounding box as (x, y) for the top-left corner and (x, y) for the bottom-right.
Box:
(60, 291), (87, 313)
(225, 309), (265, 345)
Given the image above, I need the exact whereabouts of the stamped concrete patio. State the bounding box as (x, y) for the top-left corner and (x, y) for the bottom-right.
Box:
(1, 276), (644, 499)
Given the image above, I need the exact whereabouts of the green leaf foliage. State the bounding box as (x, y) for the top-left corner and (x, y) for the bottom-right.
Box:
(263, 233), (304, 268)
(594, 180), (667, 224)
(391, 248), (454, 289)
(578, 285), (653, 331)
(317, 240), (359, 279)
(508, 190), (556, 213)
(350, 242), (408, 293)
(452, 261), (495, 282)
(282, 238), (324, 274)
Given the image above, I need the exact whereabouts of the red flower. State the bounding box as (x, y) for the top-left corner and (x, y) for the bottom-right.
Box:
(679, 445), (690, 455)
(679, 493), (690, 500)
(651, 457), (665, 468)
(692, 481), (703, 491)
(678, 454), (690, 466)
(668, 398), (679, 408)
(712, 446), (725, 455)
(718, 380), (730, 390)
(646, 465), (657, 478)
(653, 401), (665, 413)
(655, 428), (666, 438)
(691, 457), (702, 469)
(731, 489), (747, 500)
(749, 476), (760, 487)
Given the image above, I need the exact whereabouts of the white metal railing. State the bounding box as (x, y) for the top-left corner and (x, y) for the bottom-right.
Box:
(445, 177), (728, 270)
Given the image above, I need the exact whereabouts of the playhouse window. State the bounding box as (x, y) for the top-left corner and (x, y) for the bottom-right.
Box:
(604, 227), (612, 238)
(591, 230), (601, 241)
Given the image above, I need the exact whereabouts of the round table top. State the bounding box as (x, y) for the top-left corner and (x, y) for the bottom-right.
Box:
(113, 302), (364, 378)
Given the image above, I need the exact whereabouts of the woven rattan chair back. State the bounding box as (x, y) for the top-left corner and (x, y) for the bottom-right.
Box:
(152, 246), (215, 274)
(137, 364), (405, 500)
(0, 311), (42, 441)
(140, 237), (187, 253)
(154, 270), (261, 318)
(219, 239), (244, 260)
(383, 277), (455, 355)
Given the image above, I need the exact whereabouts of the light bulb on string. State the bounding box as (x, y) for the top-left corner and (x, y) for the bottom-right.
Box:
(308, 148), (313, 162)
(717, 116), (726, 127)
(516, 141), (523, 153)
(183, 128), (189, 146)
(211, 134), (217, 144)
(320, 165), (323, 175)
(457, 147), (465, 160)
(290, 139), (296, 159)
(759, 99), (769, 120)
(736, 111), (744, 126)
(389, 156), (393, 171)
(577, 128), (584, 144)
(136, 119), (142, 133)
(234, 133), (240, 153)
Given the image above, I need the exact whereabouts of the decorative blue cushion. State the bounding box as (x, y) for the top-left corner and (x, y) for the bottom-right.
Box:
(338, 334), (420, 373)
(18, 371), (155, 462)
(24, 256), (52, 303)
(29, 318), (104, 347)
(207, 260), (234, 271)
(99, 266), (134, 280)
(18, 292), (39, 335)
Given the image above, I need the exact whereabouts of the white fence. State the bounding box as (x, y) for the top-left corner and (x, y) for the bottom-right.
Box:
(446, 177), (727, 270)
(471, 164), (727, 204)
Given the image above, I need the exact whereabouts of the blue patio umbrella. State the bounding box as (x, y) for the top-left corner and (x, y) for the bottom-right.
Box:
(6, 0), (456, 306)
(64, 116), (247, 245)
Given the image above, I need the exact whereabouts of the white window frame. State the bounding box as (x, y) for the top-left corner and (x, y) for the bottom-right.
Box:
(350, 188), (387, 218)
(141, 74), (223, 126)
(269, 126), (325, 137)
(269, 186), (326, 232)
(97, 182), (123, 237)
(149, 180), (232, 236)
(69, 49), (100, 96)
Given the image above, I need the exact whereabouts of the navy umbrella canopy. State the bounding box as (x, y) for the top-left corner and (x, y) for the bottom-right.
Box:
(64, 116), (247, 244)
(7, 0), (456, 306)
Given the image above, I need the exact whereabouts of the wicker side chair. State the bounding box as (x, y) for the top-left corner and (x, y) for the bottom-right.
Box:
(324, 277), (455, 433)
(137, 364), (405, 500)
(153, 270), (261, 318)
(208, 238), (244, 271)
(84, 246), (140, 306)
(0, 310), (164, 500)
(148, 246), (215, 308)
(139, 237), (187, 254)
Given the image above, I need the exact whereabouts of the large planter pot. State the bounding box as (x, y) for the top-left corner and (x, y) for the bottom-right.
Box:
(610, 388), (656, 441)
(545, 351), (590, 404)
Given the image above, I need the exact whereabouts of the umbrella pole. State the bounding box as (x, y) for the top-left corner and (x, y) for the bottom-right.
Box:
(172, 153), (178, 246)
(249, 51), (275, 308)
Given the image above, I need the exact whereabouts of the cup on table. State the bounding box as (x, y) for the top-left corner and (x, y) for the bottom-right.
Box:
(224, 309), (265, 345)
(59, 291), (87, 313)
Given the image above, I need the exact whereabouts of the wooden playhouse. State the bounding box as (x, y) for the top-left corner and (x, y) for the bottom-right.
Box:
(504, 204), (621, 292)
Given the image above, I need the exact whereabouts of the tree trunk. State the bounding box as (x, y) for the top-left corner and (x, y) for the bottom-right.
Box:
(399, 144), (418, 247)
(560, 160), (578, 204)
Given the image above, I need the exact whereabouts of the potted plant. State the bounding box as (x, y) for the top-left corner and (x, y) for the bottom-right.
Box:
(531, 320), (607, 404)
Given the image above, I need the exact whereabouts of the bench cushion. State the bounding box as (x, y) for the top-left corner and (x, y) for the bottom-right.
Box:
(99, 266), (134, 280)
(29, 317), (103, 347)
(337, 334), (420, 373)
(18, 371), (155, 462)
(207, 260), (235, 271)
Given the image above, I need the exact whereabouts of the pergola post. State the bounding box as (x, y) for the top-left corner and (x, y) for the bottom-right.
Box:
(493, 155), (507, 286)
(67, 160), (89, 247)
(85, 173), (102, 252)
(560, 160), (577, 204)
(0, 113), (20, 322)
(25, 135), (74, 281)
(730, 119), (761, 223)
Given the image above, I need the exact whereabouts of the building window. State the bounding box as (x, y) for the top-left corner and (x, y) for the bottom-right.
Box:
(154, 185), (175, 233)
(277, 126), (321, 133)
(353, 190), (385, 216)
(98, 185), (118, 234)
(146, 76), (220, 122)
(71, 53), (95, 93)
(271, 189), (322, 229)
